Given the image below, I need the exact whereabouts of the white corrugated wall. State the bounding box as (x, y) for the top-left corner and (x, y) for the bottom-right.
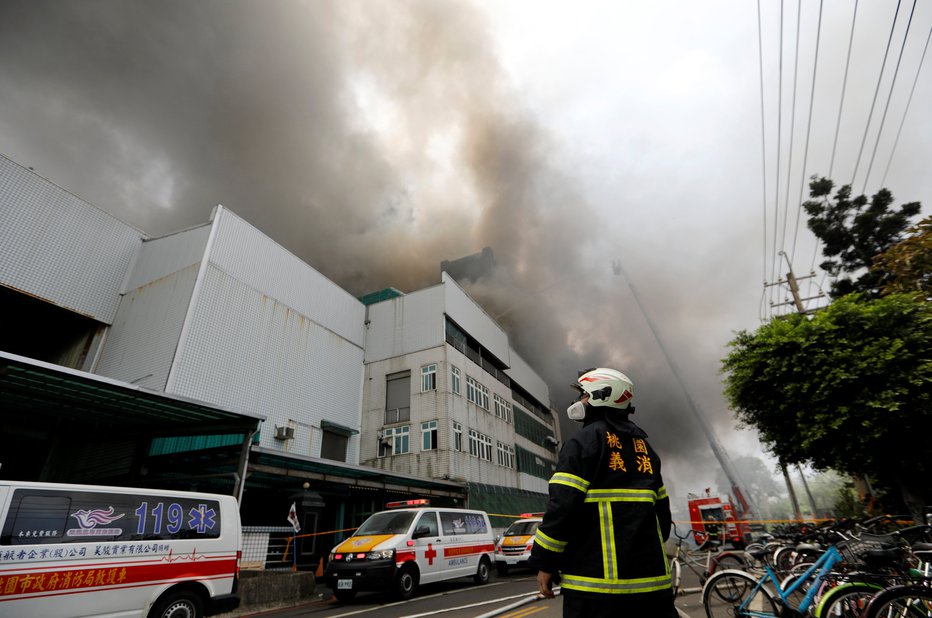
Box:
(0, 155), (142, 323)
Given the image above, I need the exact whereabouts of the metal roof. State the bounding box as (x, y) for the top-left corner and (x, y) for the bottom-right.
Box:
(249, 446), (467, 498)
(0, 350), (264, 435)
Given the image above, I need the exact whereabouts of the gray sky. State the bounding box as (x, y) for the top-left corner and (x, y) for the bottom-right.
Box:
(1, 0), (929, 511)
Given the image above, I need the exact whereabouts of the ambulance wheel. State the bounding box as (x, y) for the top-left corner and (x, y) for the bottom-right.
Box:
(474, 557), (491, 584)
(496, 563), (509, 576)
(394, 564), (419, 600)
(333, 589), (356, 602)
(148, 589), (204, 618)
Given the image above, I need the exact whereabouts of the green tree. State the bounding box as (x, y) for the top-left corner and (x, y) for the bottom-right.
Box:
(803, 177), (921, 298)
(721, 293), (932, 521)
(872, 215), (932, 297)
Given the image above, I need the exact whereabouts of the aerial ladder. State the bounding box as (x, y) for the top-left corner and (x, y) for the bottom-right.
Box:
(612, 259), (756, 522)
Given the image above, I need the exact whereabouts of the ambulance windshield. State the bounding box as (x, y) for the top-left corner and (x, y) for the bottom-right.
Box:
(356, 511), (417, 536)
(504, 520), (540, 536)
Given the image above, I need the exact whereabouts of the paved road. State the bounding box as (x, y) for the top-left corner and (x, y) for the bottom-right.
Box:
(234, 573), (705, 618)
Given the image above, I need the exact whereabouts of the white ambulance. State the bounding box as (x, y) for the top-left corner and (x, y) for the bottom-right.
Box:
(0, 481), (241, 618)
(493, 513), (543, 575)
(323, 499), (494, 601)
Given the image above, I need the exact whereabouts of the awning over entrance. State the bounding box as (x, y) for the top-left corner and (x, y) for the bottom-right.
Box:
(0, 350), (264, 482)
(248, 447), (467, 500)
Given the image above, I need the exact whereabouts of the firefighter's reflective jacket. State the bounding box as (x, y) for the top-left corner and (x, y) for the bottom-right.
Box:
(529, 416), (672, 597)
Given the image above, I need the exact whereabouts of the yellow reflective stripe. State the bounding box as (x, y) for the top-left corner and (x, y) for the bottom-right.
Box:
(560, 573), (672, 594)
(584, 488), (657, 502)
(657, 485), (668, 500)
(657, 517), (671, 575)
(599, 502), (616, 579)
(533, 529), (567, 553)
(550, 472), (590, 492)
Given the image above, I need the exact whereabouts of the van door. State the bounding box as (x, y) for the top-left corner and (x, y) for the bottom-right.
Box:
(412, 511), (444, 584)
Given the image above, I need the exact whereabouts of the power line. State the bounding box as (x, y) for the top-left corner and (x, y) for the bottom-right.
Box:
(769, 0), (786, 315)
(828, 0), (860, 179)
(862, 0), (919, 194)
(850, 0), (903, 188)
(781, 0), (803, 261)
(790, 0), (824, 265)
(881, 27), (932, 187)
(757, 0), (771, 317)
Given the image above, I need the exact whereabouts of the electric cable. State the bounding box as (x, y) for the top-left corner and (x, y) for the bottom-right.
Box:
(781, 0), (803, 262)
(880, 26), (931, 188)
(850, 0), (902, 188)
(790, 0), (824, 265)
(770, 0), (785, 315)
(757, 0), (771, 318)
(862, 0), (919, 194)
(828, 0), (860, 179)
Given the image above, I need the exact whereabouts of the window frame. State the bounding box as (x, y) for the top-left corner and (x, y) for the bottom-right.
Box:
(453, 422), (463, 451)
(421, 363), (438, 392)
(421, 420), (438, 451)
(451, 366), (461, 395)
(379, 425), (410, 457)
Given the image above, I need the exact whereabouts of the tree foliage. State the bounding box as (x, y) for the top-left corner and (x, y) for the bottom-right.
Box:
(803, 177), (921, 298)
(721, 293), (932, 516)
(872, 215), (932, 297)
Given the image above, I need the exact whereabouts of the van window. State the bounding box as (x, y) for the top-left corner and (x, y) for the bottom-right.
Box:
(0, 489), (222, 545)
(415, 511), (439, 536)
(440, 511), (488, 535)
(504, 520), (540, 536)
(355, 511), (416, 536)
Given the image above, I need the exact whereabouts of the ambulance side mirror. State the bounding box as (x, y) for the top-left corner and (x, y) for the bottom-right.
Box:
(413, 525), (432, 539)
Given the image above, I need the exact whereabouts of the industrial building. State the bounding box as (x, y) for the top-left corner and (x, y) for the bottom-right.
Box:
(0, 154), (557, 565)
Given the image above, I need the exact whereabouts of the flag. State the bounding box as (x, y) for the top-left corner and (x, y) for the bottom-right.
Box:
(287, 502), (301, 533)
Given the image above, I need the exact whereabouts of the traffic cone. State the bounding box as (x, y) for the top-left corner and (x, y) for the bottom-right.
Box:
(315, 557), (324, 578)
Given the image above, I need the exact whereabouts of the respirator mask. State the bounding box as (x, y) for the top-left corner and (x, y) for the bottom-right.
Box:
(566, 391), (588, 421)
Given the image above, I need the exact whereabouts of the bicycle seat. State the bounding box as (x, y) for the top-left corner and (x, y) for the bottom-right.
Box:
(862, 547), (906, 568)
(748, 547), (770, 560)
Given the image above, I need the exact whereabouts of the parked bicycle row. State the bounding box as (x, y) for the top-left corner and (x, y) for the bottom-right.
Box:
(698, 515), (932, 617)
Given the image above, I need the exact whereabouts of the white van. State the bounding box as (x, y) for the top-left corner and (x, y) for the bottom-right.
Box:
(493, 513), (543, 575)
(323, 499), (494, 601)
(0, 481), (241, 618)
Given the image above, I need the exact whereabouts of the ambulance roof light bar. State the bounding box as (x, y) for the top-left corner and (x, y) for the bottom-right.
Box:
(385, 499), (430, 508)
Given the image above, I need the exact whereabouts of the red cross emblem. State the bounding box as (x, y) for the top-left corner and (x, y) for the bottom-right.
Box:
(424, 544), (437, 565)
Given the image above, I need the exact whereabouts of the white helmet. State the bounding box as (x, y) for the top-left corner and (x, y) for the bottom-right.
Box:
(573, 368), (634, 410)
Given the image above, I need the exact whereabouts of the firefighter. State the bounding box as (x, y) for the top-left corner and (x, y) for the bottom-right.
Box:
(529, 368), (675, 617)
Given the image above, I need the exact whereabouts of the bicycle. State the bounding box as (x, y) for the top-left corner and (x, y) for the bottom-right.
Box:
(669, 522), (748, 597)
(702, 537), (895, 618)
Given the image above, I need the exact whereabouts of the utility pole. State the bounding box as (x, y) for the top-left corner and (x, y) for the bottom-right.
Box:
(764, 252), (825, 522)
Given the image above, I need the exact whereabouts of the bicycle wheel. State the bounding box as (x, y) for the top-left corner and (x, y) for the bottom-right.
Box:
(710, 551), (749, 575)
(813, 582), (882, 618)
(773, 546), (796, 575)
(671, 557), (682, 597)
(702, 570), (780, 618)
(862, 585), (932, 618)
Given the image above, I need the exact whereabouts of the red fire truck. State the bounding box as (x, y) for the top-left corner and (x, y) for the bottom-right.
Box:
(687, 490), (752, 549)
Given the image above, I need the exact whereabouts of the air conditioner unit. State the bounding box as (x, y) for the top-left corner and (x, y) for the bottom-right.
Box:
(274, 425), (295, 440)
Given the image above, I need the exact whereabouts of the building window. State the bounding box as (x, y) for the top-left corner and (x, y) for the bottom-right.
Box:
(466, 376), (490, 410)
(468, 429), (492, 461)
(421, 363), (437, 392)
(479, 433), (493, 461)
(451, 366), (461, 395)
(421, 420), (438, 450)
(497, 442), (515, 468)
(493, 394), (512, 423)
(453, 422), (462, 451)
(386, 372), (411, 424)
(379, 425), (410, 457)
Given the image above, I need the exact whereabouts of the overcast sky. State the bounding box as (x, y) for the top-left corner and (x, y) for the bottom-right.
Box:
(1, 0), (929, 511)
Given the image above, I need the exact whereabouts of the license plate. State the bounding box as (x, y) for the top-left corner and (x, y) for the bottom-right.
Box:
(337, 579), (353, 590)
